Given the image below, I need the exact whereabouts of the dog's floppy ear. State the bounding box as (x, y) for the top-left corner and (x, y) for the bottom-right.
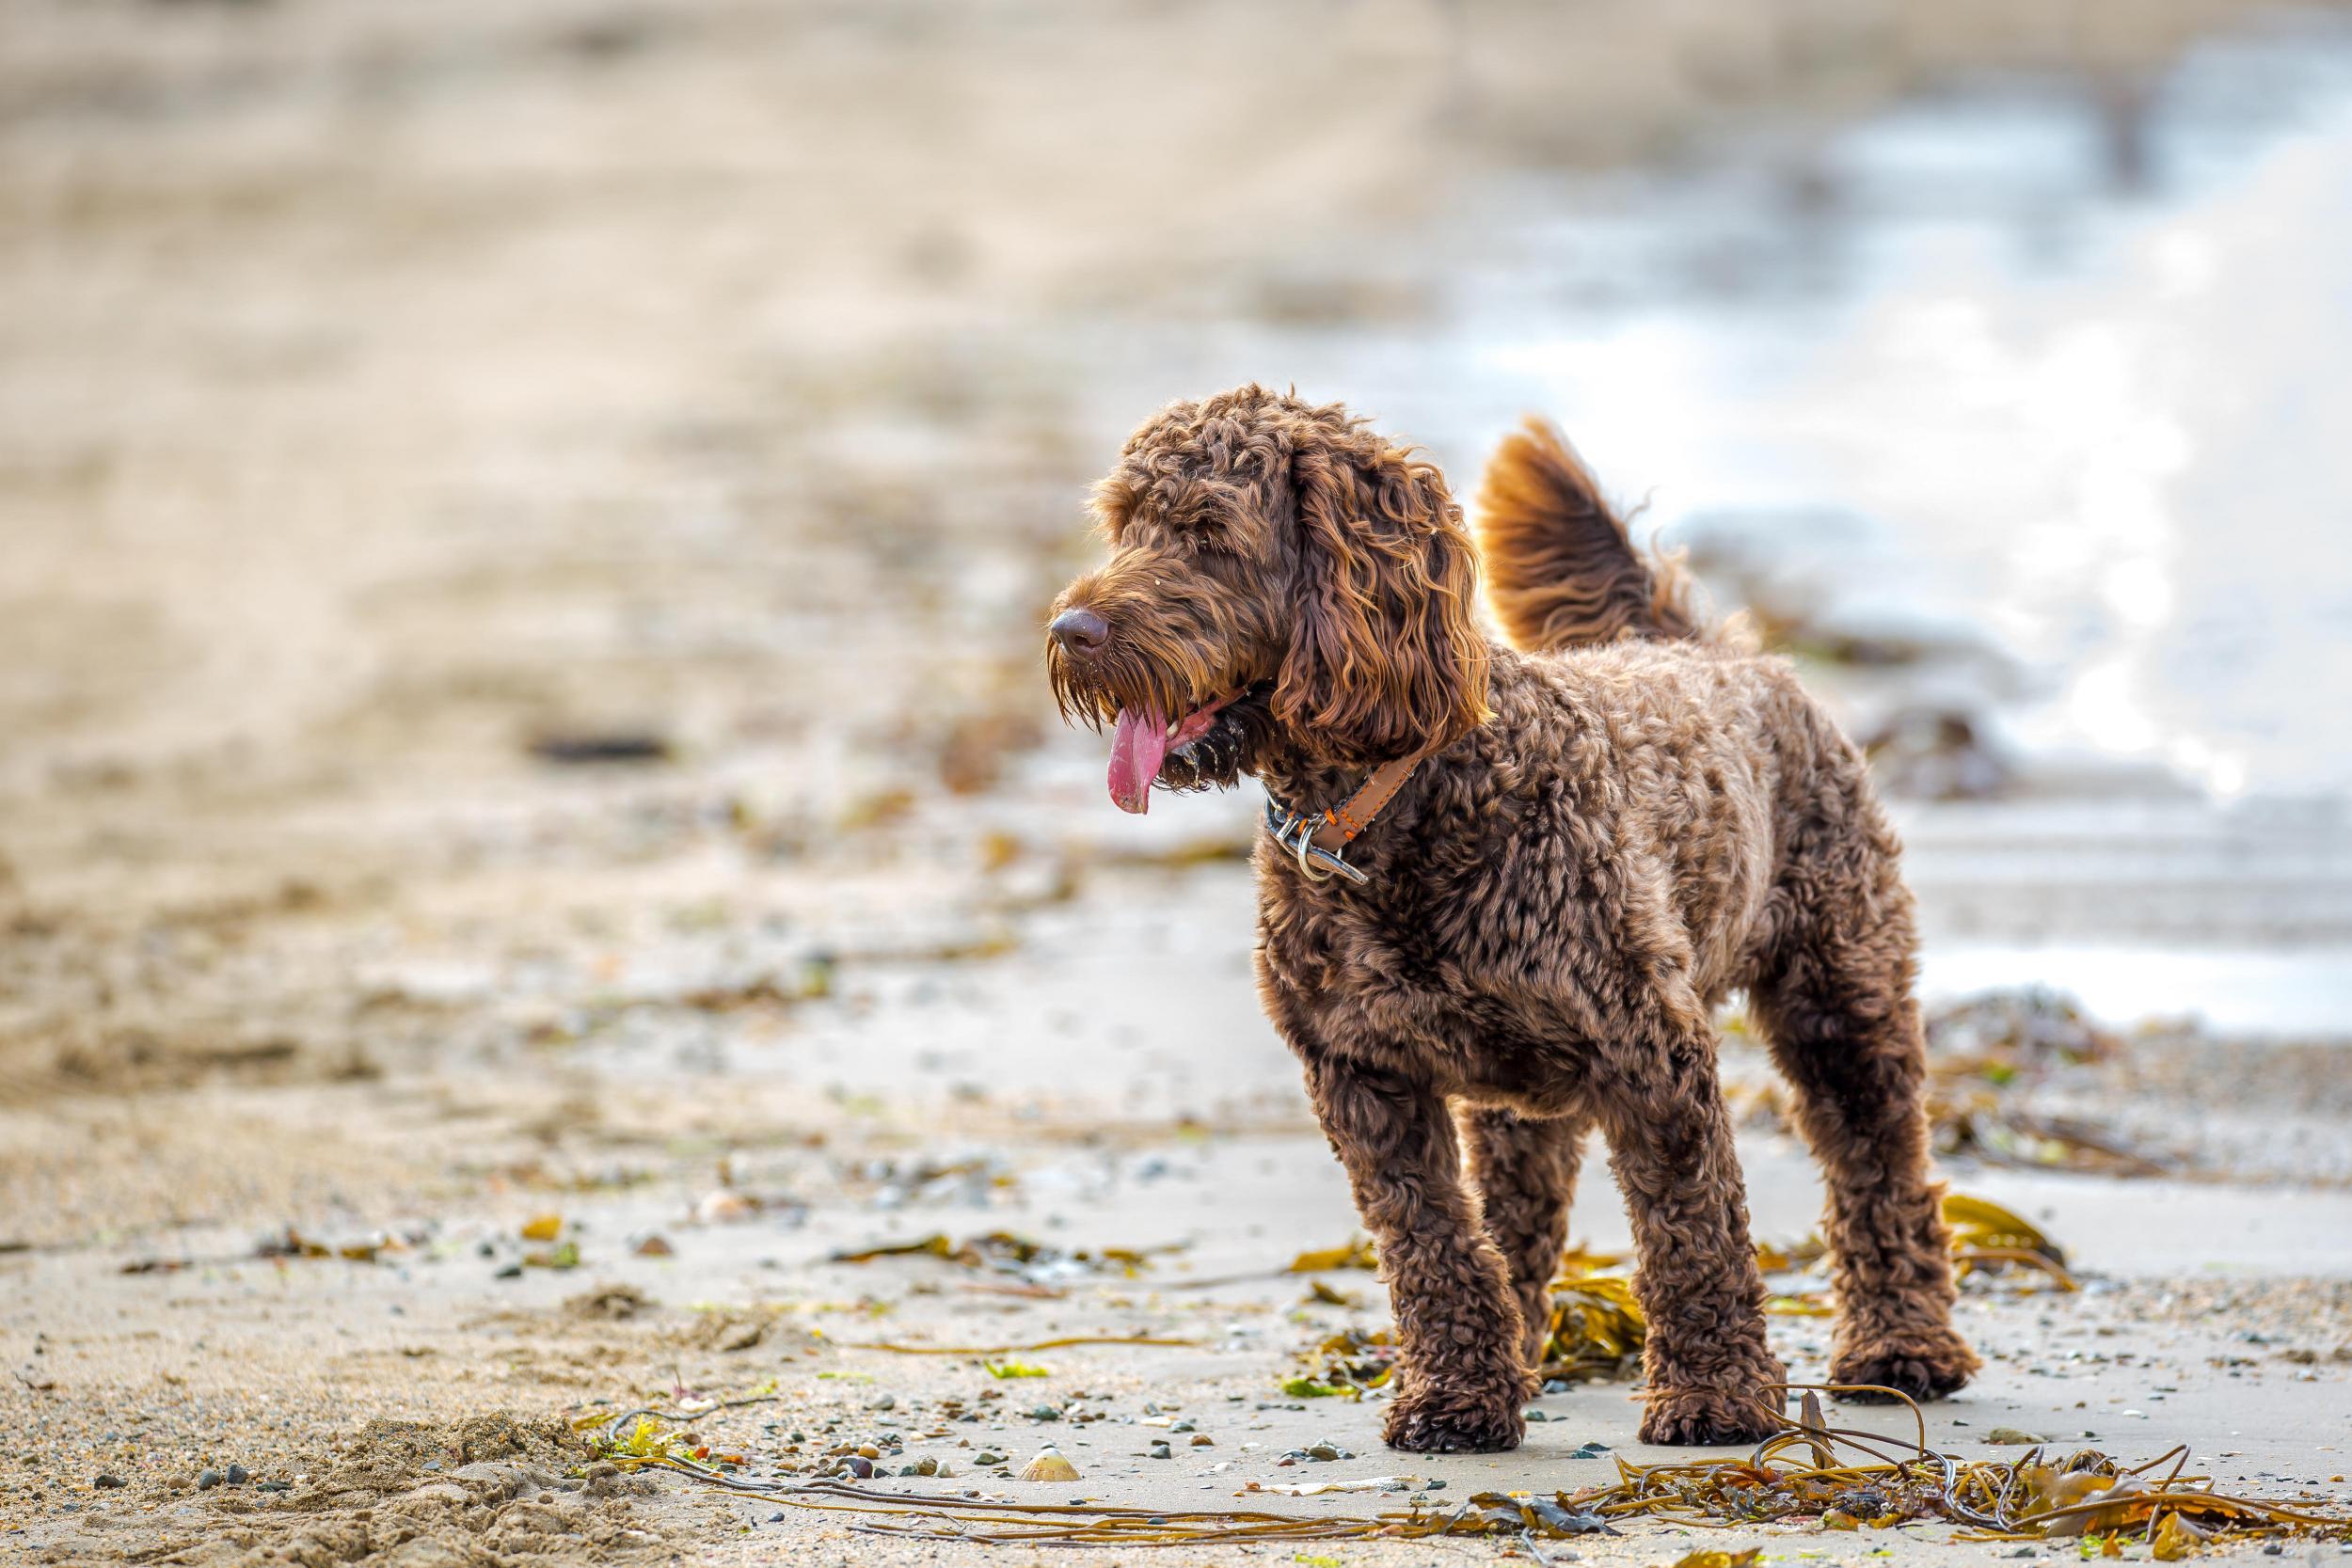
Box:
(1277, 431), (1491, 763)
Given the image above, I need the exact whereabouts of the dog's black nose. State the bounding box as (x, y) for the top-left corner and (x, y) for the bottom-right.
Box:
(1049, 607), (1109, 655)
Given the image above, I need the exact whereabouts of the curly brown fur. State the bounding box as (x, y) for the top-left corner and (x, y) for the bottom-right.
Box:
(1474, 417), (1698, 651)
(1046, 386), (1976, 1454)
(1048, 390), (1489, 792)
(1461, 1106), (1585, 1368)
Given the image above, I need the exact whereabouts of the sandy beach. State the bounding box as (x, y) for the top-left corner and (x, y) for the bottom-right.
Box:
(5, 2), (2351, 1562)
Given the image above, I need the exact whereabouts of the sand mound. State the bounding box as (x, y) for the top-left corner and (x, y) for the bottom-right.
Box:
(164, 1412), (671, 1567)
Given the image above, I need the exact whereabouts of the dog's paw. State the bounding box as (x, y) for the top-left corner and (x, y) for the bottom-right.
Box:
(1636, 1385), (1783, 1448)
(1831, 1329), (1979, 1402)
(1381, 1386), (1527, 1454)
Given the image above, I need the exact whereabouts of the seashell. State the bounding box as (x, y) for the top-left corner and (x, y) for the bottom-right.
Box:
(1019, 1448), (1080, 1482)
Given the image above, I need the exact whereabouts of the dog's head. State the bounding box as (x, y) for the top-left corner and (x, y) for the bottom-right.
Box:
(1046, 386), (1488, 812)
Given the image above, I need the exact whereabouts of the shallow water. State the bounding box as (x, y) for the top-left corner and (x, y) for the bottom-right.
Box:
(1076, 10), (2352, 804)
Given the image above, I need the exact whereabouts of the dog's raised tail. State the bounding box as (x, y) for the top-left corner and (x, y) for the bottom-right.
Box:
(1472, 417), (1700, 651)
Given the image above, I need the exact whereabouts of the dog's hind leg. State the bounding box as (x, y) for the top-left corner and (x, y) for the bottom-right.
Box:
(1303, 1058), (1534, 1453)
(1593, 1028), (1788, 1445)
(1461, 1105), (1587, 1368)
(1749, 901), (1979, 1403)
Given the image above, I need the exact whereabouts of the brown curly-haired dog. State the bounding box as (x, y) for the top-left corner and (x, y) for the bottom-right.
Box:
(1045, 385), (1977, 1453)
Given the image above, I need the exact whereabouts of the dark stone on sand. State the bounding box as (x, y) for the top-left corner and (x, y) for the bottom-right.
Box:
(528, 732), (674, 766)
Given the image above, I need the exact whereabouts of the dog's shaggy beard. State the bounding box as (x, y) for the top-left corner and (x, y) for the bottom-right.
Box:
(1045, 630), (1273, 803)
(1047, 585), (1200, 707)
(1152, 682), (1277, 794)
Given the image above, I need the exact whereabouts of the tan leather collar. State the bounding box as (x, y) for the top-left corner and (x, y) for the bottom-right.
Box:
(1263, 744), (1436, 885)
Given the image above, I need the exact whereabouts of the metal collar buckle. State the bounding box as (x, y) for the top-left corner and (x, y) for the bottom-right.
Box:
(1263, 800), (1370, 885)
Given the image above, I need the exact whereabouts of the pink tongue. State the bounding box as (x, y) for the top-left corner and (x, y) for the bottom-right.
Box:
(1108, 705), (1168, 814)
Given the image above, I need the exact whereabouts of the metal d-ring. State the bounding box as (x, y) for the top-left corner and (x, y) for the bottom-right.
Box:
(1264, 800), (1368, 886)
(1295, 823), (1333, 882)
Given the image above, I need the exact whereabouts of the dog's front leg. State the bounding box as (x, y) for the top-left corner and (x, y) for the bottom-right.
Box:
(1596, 1029), (1788, 1446)
(1304, 1056), (1534, 1453)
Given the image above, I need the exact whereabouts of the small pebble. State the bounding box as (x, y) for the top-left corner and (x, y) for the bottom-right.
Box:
(226, 1465), (250, 1485)
(93, 1474), (126, 1490)
(196, 1470), (223, 1491)
(1147, 1443), (1171, 1460)
(975, 1451), (1006, 1466)
(1523, 1408), (1548, 1421)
